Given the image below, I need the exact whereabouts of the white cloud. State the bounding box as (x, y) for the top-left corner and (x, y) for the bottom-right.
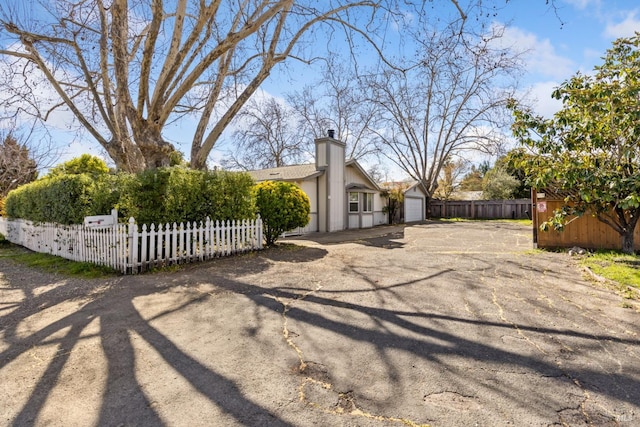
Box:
(524, 81), (564, 118)
(497, 25), (575, 80)
(563, 0), (601, 10)
(604, 9), (640, 38)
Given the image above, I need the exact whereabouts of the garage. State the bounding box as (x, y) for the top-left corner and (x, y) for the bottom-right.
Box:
(404, 197), (424, 222)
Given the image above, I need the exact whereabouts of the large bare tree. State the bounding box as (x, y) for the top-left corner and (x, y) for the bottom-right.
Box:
(222, 96), (309, 170)
(0, 1), (535, 172)
(288, 59), (378, 161)
(366, 19), (522, 198)
(0, 0), (386, 172)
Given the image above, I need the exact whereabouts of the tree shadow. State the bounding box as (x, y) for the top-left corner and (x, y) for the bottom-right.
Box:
(0, 256), (294, 427)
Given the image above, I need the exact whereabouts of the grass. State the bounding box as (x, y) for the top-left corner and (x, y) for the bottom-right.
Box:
(435, 217), (533, 226)
(580, 250), (640, 292)
(0, 240), (119, 278)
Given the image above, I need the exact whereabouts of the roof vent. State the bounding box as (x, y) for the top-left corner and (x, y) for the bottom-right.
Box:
(327, 129), (335, 139)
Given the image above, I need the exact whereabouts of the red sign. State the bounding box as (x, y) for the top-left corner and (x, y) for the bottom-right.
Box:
(537, 201), (547, 213)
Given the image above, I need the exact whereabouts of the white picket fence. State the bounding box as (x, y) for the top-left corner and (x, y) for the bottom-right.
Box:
(0, 215), (263, 274)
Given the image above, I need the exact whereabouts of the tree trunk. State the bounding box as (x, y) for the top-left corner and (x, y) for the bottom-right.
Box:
(106, 126), (176, 173)
(621, 229), (635, 254)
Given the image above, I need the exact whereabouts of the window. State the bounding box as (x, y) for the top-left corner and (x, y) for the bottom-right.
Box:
(349, 192), (359, 213)
(362, 193), (373, 213)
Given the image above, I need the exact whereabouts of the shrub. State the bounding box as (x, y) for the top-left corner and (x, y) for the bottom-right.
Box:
(4, 174), (109, 224)
(116, 167), (255, 225)
(253, 181), (310, 246)
(47, 154), (109, 178)
(4, 165), (256, 226)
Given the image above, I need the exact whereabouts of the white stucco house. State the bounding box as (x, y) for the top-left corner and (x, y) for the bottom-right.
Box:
(248, 134), (388, 234)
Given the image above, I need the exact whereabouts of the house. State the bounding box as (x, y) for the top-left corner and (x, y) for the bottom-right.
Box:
(248, 133), (387, 233)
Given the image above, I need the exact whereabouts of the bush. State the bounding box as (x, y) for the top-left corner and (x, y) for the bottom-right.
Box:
(116, 167), (255, 225)
(4, 166), (256, 226)
(47, 154), (109, 178)
(254, 181), (310, 246)
(4, 174), (111, 224)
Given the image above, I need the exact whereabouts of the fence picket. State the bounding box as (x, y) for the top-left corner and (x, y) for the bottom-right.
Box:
(0, 214), (262, 274)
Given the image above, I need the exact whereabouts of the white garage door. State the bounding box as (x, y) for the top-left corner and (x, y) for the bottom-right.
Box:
(405, 197), (424, 222)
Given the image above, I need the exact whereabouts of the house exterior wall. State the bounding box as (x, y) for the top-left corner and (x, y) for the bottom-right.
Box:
(315, 137), (346, 232)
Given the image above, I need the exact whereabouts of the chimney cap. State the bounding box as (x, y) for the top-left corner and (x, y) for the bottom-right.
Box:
(327, 129), (335, 139)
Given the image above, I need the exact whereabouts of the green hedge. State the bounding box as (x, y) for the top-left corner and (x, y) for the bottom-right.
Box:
(4, 174), (114, 224)
(4, 166), (255, 225)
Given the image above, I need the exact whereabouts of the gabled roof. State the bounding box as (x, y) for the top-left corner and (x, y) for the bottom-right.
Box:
(247, 164), (323, 182)
(345, 159), (381, 191)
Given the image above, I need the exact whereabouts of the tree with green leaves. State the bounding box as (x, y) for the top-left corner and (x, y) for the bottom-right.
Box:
(481, 166), (520, 200)
(510, 33), (640, 254)
(253, 181), (310, 246)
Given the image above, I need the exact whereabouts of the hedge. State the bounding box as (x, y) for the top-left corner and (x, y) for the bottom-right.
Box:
(4, 166), (255, 225)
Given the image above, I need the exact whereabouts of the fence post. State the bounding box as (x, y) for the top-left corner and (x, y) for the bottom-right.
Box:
(128, 217), (137, 274)
(257, 215), (263, 249)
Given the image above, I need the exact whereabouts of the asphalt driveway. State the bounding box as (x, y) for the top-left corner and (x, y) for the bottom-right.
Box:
(1, 221), (639, 426)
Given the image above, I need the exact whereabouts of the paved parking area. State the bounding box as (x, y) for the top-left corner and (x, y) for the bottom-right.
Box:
(1, 221), (639, 426)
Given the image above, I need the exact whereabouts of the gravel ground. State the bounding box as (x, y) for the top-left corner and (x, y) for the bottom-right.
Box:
(1, 221), (639, 426)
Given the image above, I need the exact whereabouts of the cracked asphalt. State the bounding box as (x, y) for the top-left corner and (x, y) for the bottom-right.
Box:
(1, 220), (639, 426)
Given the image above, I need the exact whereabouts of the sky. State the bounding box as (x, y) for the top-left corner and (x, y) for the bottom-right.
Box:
(2, 0), (640, 176)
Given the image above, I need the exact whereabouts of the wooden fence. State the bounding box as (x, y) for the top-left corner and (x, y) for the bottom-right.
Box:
(532, 195), (640, 251)
(0, 216), (263, 274)
(430, 199), (532, 219)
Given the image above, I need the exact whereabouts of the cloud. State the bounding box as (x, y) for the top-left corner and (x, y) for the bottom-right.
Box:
(523, 81), (564, 119)
(604, 9), (640, 38)
(563, 0), (601, 10)
(497, 25), (575, 80)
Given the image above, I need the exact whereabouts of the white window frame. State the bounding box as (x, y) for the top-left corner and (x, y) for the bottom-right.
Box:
(362, 193), (373, 213)
(349, 192), (359, 213)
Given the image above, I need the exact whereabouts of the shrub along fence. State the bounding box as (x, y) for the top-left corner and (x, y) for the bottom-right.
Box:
(0, 213), (263, 274)
(430, 199), (532, 219)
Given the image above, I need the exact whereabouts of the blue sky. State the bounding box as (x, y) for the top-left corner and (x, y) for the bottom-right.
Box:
(496, 0), (639, 117)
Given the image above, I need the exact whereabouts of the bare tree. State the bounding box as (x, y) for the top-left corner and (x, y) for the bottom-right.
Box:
(0, 133), (38, 197)
(223, 97), (309, 170)
(366, 19), (522, 198)
(289, 59), (378, 161)
(0, 0), (499, 173)
(0, 0), (392, 172)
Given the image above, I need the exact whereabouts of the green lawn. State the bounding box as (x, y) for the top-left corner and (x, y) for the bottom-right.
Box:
(580, 250), (640, 292)
(0, 239), (118, 278)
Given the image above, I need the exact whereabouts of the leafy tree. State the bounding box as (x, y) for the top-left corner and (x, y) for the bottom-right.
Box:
(433, 159), (467, 200)
(510, 33), (640, 254)
(381, 183), (407, 224)
(254, 181), (310, 246)
(458, 162), (490, 192)
(481, 166), (520, 200)
(0, 133), (38, 198)
(494, 150), (531, 199)
(47, 154), (109, 178)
